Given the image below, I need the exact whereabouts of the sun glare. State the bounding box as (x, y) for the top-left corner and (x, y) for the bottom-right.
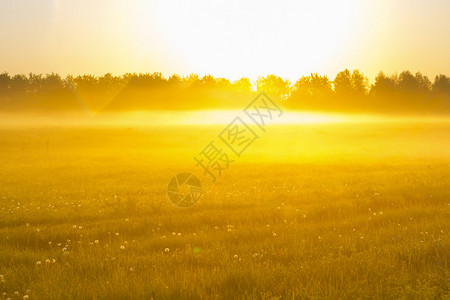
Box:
(154, 0), (363, 80)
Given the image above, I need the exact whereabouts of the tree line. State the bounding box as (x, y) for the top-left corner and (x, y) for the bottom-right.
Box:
(0, 70), (449, 113)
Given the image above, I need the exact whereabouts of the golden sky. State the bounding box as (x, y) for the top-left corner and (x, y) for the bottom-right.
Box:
(1, 0), (449, 81)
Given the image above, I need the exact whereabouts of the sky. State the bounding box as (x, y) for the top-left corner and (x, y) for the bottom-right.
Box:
(0, 0), (449, 82)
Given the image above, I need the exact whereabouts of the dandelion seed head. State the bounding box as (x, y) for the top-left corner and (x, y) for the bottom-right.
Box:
(36, 261), (41, 265)
(94, 240), (99, 244)
(164, 248), (170, 253)
(120, 245), (125, 250)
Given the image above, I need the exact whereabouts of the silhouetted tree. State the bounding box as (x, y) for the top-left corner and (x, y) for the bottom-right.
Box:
(233, 78), (252, 93)
(168, 74), (182, 86)
(293, 73), (332, 97)
(201, 75), (216, 87)
(287, 73), (332, 109)
(432, 74), (450, 97)
(216, 78), (231, 89)
(0, 70), (449, 113)
(184, 74), (201, 88)
(256, 75), (291, 100)
(351, 70), (368, 96)
(10, 74), (28, 98)
(0, 72), (11, 102)
(370, 72), (397, 96)
(334, 69), (368, 98)
(333, 69), (352, 97)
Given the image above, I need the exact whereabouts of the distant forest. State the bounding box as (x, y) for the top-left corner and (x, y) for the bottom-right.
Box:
(0, 70), (449, 114)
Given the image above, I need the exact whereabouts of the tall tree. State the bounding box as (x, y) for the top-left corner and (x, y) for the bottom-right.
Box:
(432, 74), (450, 96)
(233, 78), (253, 93)
(370, 72), (397, 96)
(333, 69), (352, 96)
(256, 75), (291, 100)
(351, 70), (368, 96)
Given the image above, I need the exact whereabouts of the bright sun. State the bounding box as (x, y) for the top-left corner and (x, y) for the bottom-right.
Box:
(153, 0), (363, 81)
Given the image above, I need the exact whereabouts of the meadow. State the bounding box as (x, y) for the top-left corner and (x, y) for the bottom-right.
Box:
(0, 117), (449, 299)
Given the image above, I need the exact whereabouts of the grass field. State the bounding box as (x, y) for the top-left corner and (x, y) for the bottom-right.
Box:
(0, 118), (449, 299)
